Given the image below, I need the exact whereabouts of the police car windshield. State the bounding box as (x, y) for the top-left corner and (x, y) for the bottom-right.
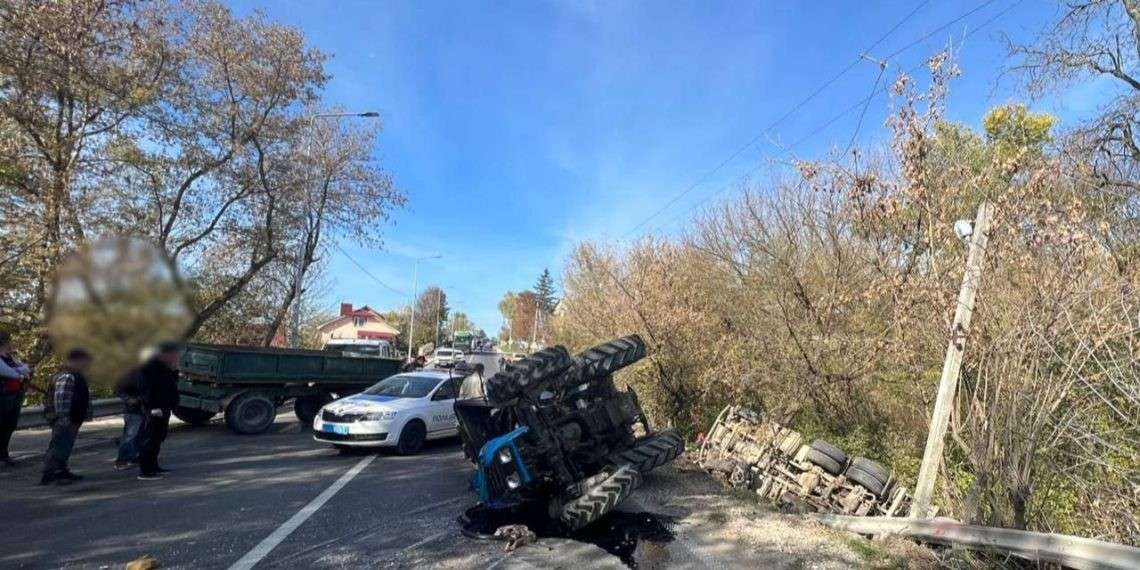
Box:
(363, 375), (439, 398)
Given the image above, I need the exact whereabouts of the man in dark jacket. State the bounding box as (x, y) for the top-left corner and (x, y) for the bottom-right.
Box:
(41, 348), (93, 485)
(113, 359), (146, 470)
(136, 342), (181, 481)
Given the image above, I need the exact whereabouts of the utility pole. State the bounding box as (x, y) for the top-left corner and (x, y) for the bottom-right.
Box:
(530, 305), (539, 349)
(405, 254), (441, 360)
(911, 202), (993, 519)
(434, 286), (443, 348)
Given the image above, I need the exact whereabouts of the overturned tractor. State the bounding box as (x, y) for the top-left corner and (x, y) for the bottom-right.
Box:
(455, 335), (683, 530)
(699, 406), (911, 517)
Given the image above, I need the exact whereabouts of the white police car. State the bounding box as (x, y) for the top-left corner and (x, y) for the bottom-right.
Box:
(313, 370), (460, 454)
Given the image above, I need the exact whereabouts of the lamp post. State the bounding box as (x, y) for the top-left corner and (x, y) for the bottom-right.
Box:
(288, 111), (380, 348)
(406, 254), (441, 360)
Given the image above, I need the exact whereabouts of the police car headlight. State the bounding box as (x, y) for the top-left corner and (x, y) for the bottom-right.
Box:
(506, 473), (521, 489)
(362, 410), (397, 421)
(497, 448), (513, 464)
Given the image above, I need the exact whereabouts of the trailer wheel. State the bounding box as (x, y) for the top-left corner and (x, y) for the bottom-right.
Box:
(559, 465), (641, 531)
(293, 395), (327, 426)
(224, 393), (277, 435)
(805, 448), (844, 476)
(809, 440), (848, 466)
(844, 464), (888, 497)
(606, 429), (684, 474)
(396, 419), (426, 455)
(172, 406), (215, 426)
(850, 457), (890, 483)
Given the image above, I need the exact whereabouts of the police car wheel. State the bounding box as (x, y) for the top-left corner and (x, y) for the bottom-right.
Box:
(396, 420), (426, 455)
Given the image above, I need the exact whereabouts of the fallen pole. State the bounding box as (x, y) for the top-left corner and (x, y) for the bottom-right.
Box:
(814, 514), (1140, 570)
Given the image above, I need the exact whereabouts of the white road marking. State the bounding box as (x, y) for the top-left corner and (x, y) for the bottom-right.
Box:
(227, 455), (375, 570)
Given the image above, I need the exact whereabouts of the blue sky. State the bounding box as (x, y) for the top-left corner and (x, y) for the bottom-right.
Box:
(228, 0), (1111, 333)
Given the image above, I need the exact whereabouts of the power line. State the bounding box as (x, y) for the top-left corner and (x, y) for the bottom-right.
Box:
(331, 242), (409, 297)
(644, 0), (1024, 236)
(845, 56), (887, 154)
(619, 0), (932, 239)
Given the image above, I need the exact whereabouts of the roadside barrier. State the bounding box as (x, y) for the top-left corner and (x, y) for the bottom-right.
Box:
(814, 514), (1140, 570)
(17, 398), (122, 430)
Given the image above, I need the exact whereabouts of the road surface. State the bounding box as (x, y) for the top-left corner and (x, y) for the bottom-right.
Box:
(0, 413), (511, 569)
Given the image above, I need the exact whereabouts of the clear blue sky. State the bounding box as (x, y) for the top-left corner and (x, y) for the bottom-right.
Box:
(227, 0), (1110, 333)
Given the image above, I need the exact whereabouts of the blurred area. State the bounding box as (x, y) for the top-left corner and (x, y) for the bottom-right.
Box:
(47, 237), (192, 389)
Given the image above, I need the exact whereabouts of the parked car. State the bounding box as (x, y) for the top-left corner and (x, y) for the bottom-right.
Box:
(312, 370), (461, 454)
(433, 347), (464, 364)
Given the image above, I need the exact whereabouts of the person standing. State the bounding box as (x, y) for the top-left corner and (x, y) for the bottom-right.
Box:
(136, 342), (180, 481)
(113, 364), (145, 470)
(41, 348), (93, 485)
(0, 331), (31, 467)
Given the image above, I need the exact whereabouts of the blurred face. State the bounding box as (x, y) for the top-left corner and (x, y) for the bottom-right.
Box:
(70, 356), (92, 373)
(158, 350), (180, 369)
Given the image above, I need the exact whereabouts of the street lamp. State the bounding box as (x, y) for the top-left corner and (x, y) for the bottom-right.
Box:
(288, 110), (380, 348)
(406, 254), (442, 360)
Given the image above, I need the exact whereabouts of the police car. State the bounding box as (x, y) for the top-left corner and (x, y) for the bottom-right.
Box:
(312, 370), (460, 454)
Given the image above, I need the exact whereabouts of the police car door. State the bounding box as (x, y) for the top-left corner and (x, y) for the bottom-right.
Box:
(428, 379), (458, 434)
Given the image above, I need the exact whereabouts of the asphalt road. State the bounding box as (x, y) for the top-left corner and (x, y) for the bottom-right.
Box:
(0, 413), (512, 569)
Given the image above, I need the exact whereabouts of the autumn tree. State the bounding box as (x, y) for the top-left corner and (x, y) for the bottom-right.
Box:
(0, 0), (402, 369)
(411, 286), (448, 352)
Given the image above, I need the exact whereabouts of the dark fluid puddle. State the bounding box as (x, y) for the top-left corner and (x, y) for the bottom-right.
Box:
(460, 504), (676, 568)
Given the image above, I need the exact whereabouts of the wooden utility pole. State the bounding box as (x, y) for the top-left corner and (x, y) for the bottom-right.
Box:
(911, 201), (993, 519)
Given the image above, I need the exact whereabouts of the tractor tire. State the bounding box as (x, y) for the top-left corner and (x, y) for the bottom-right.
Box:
(845, 465), (887, 497)
(559, 465), (642, 531)
(293, 395), (328, 426)
(574, 335), (647, 379)
(607, 429), (684, 474)
(486, 346), (573, 404)
(805, 448), (844, 476)
(850, 457), (890, 484)
(172, 406), (215, 426)
(809, 440), (848, 466)
(396, 420), (427, 455)
(224, 393), (277, 435)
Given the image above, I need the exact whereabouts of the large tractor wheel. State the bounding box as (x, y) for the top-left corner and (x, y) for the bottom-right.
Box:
(607, 429), (684, 474)
(486, 346), (573, 404)
(559, 465), (642, 531)
(224, 393), (277, 435)
(172, 406), (215, 426)
(574, 335), (647, 379)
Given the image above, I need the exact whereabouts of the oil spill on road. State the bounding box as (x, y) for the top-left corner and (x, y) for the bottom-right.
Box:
(459, 504), (676, 568)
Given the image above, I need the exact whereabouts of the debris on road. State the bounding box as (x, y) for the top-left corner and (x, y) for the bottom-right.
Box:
(455, 335), (683, 531)
(698, 406), (912, 517)
(494, 524), (537, 551)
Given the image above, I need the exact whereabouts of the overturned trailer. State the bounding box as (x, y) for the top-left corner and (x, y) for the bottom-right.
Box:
(699, 406), (912, 517)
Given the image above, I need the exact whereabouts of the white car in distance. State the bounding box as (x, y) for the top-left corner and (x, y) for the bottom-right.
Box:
(313, 370), (460, 454)
(432, 347), (463, 364)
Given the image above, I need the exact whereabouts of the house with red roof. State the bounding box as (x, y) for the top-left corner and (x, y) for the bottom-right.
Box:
(317, 303), (401, 346)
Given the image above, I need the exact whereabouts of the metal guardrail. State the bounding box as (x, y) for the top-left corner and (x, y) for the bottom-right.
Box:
(814, 514), (1140, 570)
(17, 398), (122, 430)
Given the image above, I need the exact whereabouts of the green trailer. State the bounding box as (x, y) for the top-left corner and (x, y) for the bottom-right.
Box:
(174, 343), (402, 434)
